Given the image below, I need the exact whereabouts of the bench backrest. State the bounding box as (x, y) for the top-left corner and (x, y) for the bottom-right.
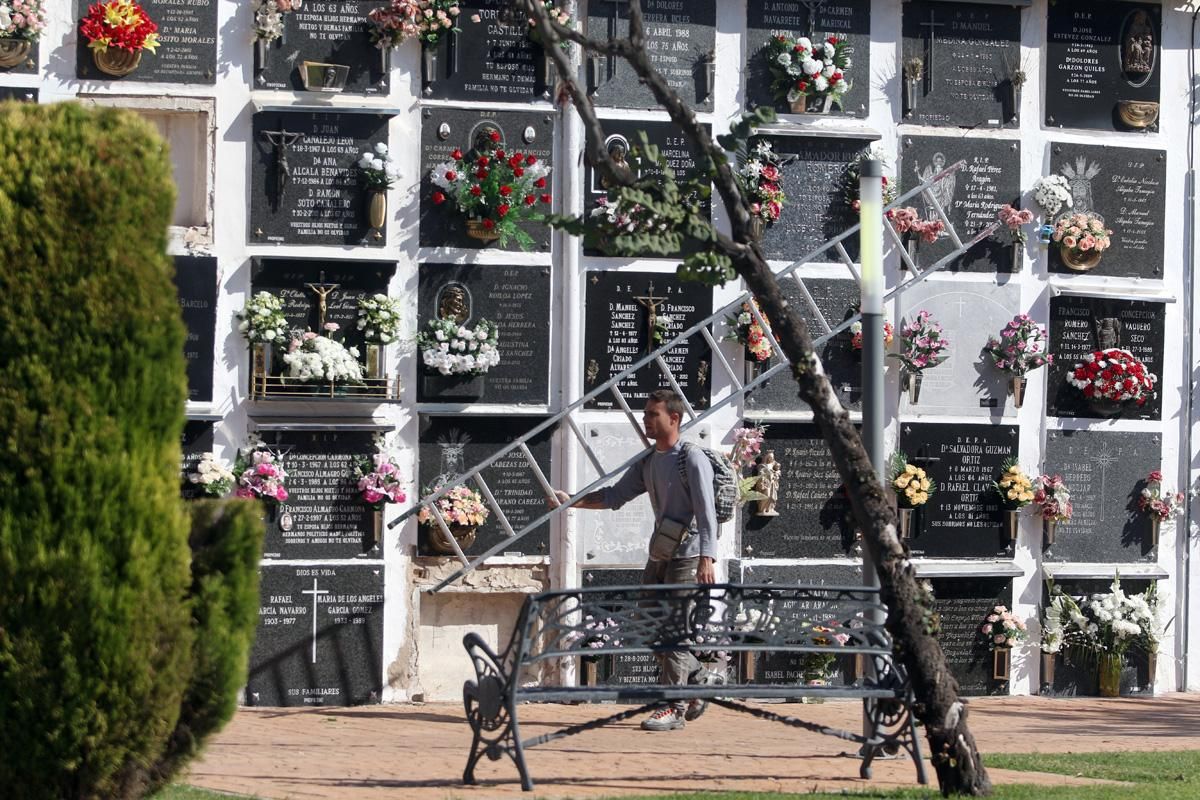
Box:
(511, 583), (891, 669)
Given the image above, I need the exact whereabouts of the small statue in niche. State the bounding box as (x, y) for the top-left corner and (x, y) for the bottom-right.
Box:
(1096, 317), (1123, 350)
(754, 450), (781, 518)
(1123, 11), (1155, 76)
(472, 124), (503, 156)
(600, 136), (629, 189)
(437, 283), (471, 324)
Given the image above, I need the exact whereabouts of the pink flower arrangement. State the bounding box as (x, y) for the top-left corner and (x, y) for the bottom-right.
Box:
(366, 0), (421, 49)
(739, 140), (787, 224)
(417, 484), (489, 528)
(1067, 348), (1156, 406)
(356, 453), (407, 508)
(725, 300), (773, 362)
(849, 320), (893, 351)
(980, 605), (1027, 649)
(984, 314), (1052, 376)
(233, 444), (288, 503)
(1052, 211), (1112, 257)
(1138, 471), (1184, 523)
(729, 425), (766, 473)
(1, 0), (47, 41)
(891, 207), (944, 244)
(996, 204), (1034, 244)
(1032, 474), (1072, 523)
(891, 310), (949, 373)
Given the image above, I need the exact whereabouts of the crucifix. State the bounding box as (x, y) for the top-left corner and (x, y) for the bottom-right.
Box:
(305, 271), (340, 330)
(918, 8), (944, 86)
(596, 0), (629, 86)
(261, 122), (304, 211)
(634, 281), (668, 351)
(301, 578), (330, 664)
(800, 0), (830, 38)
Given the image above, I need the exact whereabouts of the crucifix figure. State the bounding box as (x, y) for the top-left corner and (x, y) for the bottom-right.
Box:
(261, 123), (304, 211)
(304, 271), (340, 330)
(598, 0), (629, 84)
(301, 578), (330, 664)
(918, 9), (944, 86)
(634, 281), (668, 351)
(800, 0), (830, 38)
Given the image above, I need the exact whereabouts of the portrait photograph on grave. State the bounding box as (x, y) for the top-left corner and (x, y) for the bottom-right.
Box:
(581, 119), (711, 259)
(244, 258), (398, 401)
(745, 0), (870, 119)
(1046, 295), (1165, 421)
(247, 562), (385, 706)
(417, 415), (556, 557)
(172, 255), (217, 404)
(899, 136), (1022, 273)
(582, 270), (712, 411)
(900, 0), (1022, 128)
(76, 0), (217, 83)
(420, 109), (555, 251)
(416, 263), (550, 405)
(1045, 0), (1161, 131)
(584, 0), (715, 111)
(251, 111), (393, 247)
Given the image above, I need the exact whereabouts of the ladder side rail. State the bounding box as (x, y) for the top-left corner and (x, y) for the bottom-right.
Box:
(701, 326), (745, 392)
(654, 355), (698, 420)
(428, 501), (471, 567)
(564, 414), (607, 477)
(473, 472), (518, 541)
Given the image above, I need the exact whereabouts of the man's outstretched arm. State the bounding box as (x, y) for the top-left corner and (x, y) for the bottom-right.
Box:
(553, 489), (607, 509)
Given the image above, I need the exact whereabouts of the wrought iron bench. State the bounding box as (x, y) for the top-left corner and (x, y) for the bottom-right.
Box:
(462, 583), (927, 791)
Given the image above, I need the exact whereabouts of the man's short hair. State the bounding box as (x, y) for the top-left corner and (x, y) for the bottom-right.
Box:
(646, 389), (686, 422)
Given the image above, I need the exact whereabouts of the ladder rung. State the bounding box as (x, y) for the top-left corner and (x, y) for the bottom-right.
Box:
(519, 442), (558, 505)
(833, 241), (862, 285)
(473, 473), (517, 540)
(565, 414), (606, 478)
(885, 220), (922, 274)
(654, 355), (696, 420)
(920, 187), (966, 250)
(747, 297), (786, 361)
(610, 385), (651, 448)
(790, 274), (833, 335)
(701, 326), (743, 392)
(427, 502), (471, 566)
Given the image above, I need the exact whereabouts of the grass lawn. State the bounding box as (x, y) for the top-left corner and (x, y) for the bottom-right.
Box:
(160, 750), (1200, 800)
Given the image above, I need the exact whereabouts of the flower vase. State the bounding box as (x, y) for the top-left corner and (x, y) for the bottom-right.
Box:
(421, 45), (437, 95)
(466, 218), (501, 242)
(1040, 651), (1056, 694)
(1005, 83), (1020, 121)
(93, 47), (142, 78)
(903, 370), (922, 404)
(254, 38), (269, 73)
(372, 509), (383, 547)
(1011, 243), (1023, 272)
(1088, 397), (1126, 417)
(421, 370), (486, 400)
(262, 502), (279, 525)
(1150, 516), (1161, 547)
(1004, 509), (1020, 542)
(580, 657), (599, 686)
(897, 507), (913, 540)
(540, 53), (554, 95)
(904, 79), (918, 115)
(1097, 652), (1122, 698)
(740, 651), (757, 682)
(378, 46), (390, 76)
(1060, 246), (1103, 272)
(1147, 652), (1157, 689)
(0, 38), (31, 69)
(365, 343), (385, 380)
(1010, 375), (1026, 409)
(251, 342), (272, 398)
(789, 94), (832, 114)
(1043, 518), (1057, 547)
(367, 188), (387, 230)
(749, 216), (765, 239)
(427, 523), (477, 556)
(901, 234), (917, 268)
(992, 647), (1012, 681)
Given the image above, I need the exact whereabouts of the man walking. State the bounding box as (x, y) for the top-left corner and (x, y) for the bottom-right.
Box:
(554, 389), (722, 731)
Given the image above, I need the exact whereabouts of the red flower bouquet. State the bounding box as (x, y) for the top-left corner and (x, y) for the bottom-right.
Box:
(1067, 348), (1156, 407)
(80, 0), (159, 53)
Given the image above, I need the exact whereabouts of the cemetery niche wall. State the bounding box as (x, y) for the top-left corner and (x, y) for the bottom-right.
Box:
(583, 270), (712, 410)
(251, 110), (394, 247)
(172, 255), (217, 404)
(421, 0), (549, 103)
(416, 263), (551, 405)
(253, 0), (387, 95)
(1045, 0), (1161, 132)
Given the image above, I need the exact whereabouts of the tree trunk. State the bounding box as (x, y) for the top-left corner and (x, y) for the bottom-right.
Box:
(520, 1), (991, 793)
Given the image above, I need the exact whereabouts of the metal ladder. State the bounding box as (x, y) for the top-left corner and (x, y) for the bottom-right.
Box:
(394, 160), (1000, 593)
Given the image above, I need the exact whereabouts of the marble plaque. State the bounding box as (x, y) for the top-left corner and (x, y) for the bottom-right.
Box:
(76, 0), (218, 84)
(180, 420), (215, 501)
(172, 255), (217, 404)
(423, 0), (547, 103)
(1043, 430), (1160, 563)
(1045, 142), (1166, 279)
(416, 263), (551, 405)
(898, 423), (1019, 558)
(898, 281), (1021, 417)
(247, 563), (384, 707)
(255, 0), (387, 95)
(931, 577), (1012, 696)
(745, 0), (871, 118)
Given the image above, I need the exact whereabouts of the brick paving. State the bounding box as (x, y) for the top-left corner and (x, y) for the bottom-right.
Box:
(184, 693), (1200, 799)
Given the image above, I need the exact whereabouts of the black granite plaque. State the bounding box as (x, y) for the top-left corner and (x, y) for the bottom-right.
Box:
(585, 0), (716, 111)
(250, 259), (395, 366)
(172, 255), (217, 404)
(581, 119), (711, 259)
(897, 423), (1019, 558)
(259, 430), (378, 560)
(247, 563), (384, 707)
(901, 1), (1020, 129)
(255, 1), (386, 95)
(0, 86), (36, 101)
(900, 135), (1021, 273)
(418, 415), (555, 557)
(741, 423), (856, 559)
(416, 263), (551, 405)
(423, 0), (546, 102)
(179, 420), (215, 500)
(583, 270), (712, 411)
(744, 276), (861, 413)
(745, 0), (871, 118)
(581, 568), (655, 687)
(754, 135), (868, 262)
(75, 0), (217, 84)
(1045, 1), (1161, 131)
(1043, 429), (1160, 563)
(0, 42), (36, 76)
(1046, 295), (1165, 421)
(931, 577), (1012, 697)
(1045, 143), (1166, 279)
(251, 111), (390, 247)
(419, 108), (554, 252)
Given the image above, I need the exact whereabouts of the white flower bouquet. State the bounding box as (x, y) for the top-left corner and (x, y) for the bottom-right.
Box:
(237, 291), (290, 344)
(1032, 175), (1073, 218)
(187, 452), (235, 497)
(253, 0), (301, 43)
(417, 318), (500, 376)
(357, 293), (403, 344)
(358, 142), (400, 190)
(282, 328), (364, 384)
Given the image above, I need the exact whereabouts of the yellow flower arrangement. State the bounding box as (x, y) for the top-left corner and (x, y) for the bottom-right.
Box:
(993, 459), (1034, 509)
(888, 451), (934, 508)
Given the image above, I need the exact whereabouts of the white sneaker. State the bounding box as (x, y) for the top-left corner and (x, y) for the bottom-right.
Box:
(640, 706), (685, 731)
(684, 667), (727, 722)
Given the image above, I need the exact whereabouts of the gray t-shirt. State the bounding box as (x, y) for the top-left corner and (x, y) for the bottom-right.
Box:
(600, 441), (718, 559)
